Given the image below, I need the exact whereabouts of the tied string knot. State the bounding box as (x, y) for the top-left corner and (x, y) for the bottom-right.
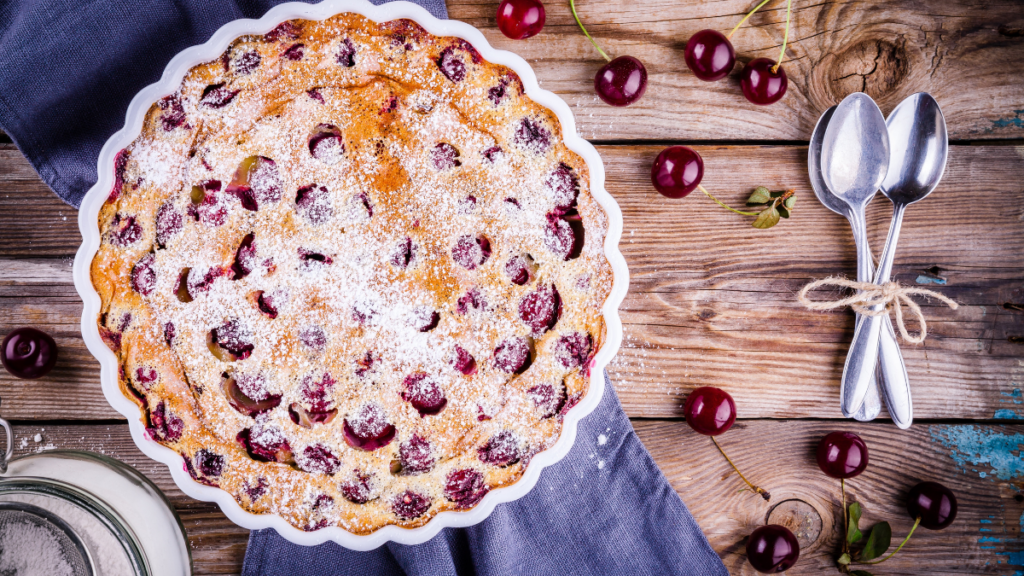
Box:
(797, 277), (959, 345)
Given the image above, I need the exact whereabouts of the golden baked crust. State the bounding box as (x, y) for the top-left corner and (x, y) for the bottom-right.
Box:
(91, 14), (613, 534)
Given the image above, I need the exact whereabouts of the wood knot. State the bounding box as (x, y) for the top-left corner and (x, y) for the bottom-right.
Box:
(766, 499), (823, 550)
(827, 38), (910, 102)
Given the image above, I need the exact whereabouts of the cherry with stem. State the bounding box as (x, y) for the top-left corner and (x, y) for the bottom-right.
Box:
(570, 0), (648, 106)
(650, 145), (795, 229)
(684, 387), (770, 501)
(740, 0), (791, 105)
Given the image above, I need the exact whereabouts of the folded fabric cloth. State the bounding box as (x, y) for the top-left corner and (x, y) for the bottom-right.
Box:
(0, 0), (446, 208)
(1, 1), (726, 573)
(244, 373), (726, 576)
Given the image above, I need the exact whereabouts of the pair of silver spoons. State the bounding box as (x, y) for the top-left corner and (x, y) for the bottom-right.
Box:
(808, 92), (948, 428)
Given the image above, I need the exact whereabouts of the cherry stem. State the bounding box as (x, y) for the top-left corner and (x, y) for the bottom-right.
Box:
(772, 0), (793, 74)
(841, 479), (849, 555)
(860, 517), (921, 565)
(570, 0), (612, 62)
(698, 185), (760, 216)
(727, 0), (775, 40)
(710, 436), (771, 501)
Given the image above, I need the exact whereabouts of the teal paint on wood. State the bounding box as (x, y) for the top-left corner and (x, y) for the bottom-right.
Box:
(930, 425), (1024, 481)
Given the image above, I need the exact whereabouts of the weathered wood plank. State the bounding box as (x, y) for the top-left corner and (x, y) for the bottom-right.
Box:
(635, 419), (1024, 575)
(8, 421), (1022, 575)
(446, 0), (1024, 142)
(2, 144), (1022, 421)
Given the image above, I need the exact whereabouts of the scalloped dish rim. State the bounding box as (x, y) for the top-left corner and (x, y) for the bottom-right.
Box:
(72, 0), (628, 550)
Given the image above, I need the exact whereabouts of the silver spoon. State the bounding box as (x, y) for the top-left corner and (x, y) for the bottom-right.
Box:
(809, 105), (885, 422)
(818, 93), (891, 417)
(841, 93), (948, 424)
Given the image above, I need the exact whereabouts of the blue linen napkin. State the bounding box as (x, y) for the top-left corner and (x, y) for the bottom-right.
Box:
(0, 1), (727, 574)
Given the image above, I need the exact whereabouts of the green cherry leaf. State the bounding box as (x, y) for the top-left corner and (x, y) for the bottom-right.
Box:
(752, 205), (781, 229)
(847, 501), (863, 544)
(847, 518), (863, 544)
(860, 522), (893, 561)
(778, 205), (790, 218)
(784, 195), (796, 210)
(849, 502), (862, 525)
(747, 186), (772, 205)
(837, 553), (852, 566)
(851, 571), (875, 576)
(770, 190), (786, 198)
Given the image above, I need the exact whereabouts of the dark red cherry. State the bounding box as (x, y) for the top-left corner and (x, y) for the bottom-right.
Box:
(816, 431), (869, 479)
(683, 386), (736, 436)
(595, 56), (647, 107)
(399, 435), (435, 473)
(493, 337), (532, 374)
(518, 283), (561, 335)
(343, 404), (396, 451)
(684, 29), (736, 81)
(392, 490), (431, 520)
(496, 0), (545, 40)
(651, 146), (703, 199)
(401, 373), (447, 417)
(478, 430), (521, 467)
(299, 444), (341, 475)
(2, 328), (58, 379)
(907, 481), (957, 530)
(445, 468), (489, 508)
(746, 525), (800, 573)
(740, 58), (787, 105)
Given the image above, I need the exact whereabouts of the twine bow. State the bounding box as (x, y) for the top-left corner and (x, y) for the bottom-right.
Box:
(797, 277), (959, 344)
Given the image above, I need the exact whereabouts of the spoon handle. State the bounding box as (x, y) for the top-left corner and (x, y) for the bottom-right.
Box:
(848, 211), (883, 421)
(841, 204), (907, 416)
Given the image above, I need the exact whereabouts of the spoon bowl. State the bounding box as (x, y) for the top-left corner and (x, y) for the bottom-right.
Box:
(881, 93), (948, 204)
(821, 93), (890, 207)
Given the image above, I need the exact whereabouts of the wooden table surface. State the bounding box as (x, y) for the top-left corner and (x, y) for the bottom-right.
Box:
(2, 0), (1023, 573)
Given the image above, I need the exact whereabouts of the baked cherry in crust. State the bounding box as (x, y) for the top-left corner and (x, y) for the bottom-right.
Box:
(402, 373), (448, 417)
(398, 434), (435, 474)
(445, 468), (489, 508)
(479, 430), (521, 467)
(343, 404), (396, 451)
(341, 471), (375, 503)
(392, 490), (431, 520)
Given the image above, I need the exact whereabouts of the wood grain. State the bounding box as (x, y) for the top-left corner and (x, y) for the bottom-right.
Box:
(2, 144), (1021, 421)
(8, 421), (1021, 575)
(446, 0), (1024, 142)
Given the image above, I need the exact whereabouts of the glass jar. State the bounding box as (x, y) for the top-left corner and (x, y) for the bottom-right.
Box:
(0, 415), (191, 575)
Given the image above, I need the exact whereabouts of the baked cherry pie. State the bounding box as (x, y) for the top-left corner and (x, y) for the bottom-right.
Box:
(91, 13), (613, 533)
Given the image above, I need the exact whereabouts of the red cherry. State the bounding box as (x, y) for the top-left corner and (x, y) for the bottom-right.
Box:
(907, 482), (957, 530)
(2, 328), (58, 379)
(595, 56), (648, 106)
(651, 146), (704, 198)
(497, 0), (546, 40)
(740, 58), (787, 105)
(816, 431), (869, 479)
(746, 525), (800, 573)
(684, 29), (736, 81)
(683, 387), (736, 436)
